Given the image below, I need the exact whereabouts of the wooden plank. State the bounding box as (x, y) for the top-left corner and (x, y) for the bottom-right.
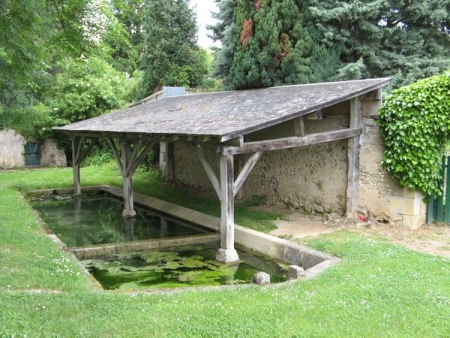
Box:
(73, 136), (85, 165)
(216, 154), (239, 263)
(125, 140), (142, 177)
(166, 143), (174, 182)
(221, 128), (361, 155)
(72, 137), (82, 196)
(293, 117), (305, 136)
(233, 151), (263, 197)
(131, 141), (155, 174)
(346, 98), (362, 216)
(78, 138), (98, 164)
(361, 89), (382, 100)
(195, 145), (221, 200)
(107, 138), (124, 176)
(121, 140), (136, 217)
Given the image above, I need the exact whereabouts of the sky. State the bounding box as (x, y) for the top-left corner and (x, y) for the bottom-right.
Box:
(190, 0), (220, 48)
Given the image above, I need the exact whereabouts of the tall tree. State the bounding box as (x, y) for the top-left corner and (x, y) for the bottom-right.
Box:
(107, 0), (145, 74)
(0, 0), (128, 107)
(210, 0), (340, 89)
(209, 0), (238, 81)
(138, 0), (208, 98)
(310, 0), (450, 87)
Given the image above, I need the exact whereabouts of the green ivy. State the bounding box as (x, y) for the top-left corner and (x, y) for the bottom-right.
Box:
(378, 71), (450, 198)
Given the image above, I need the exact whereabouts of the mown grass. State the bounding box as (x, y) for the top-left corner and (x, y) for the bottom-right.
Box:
(1, 165), (450, 337)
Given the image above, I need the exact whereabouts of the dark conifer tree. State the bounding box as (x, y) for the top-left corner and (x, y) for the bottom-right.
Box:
(310, 0), (450, 87)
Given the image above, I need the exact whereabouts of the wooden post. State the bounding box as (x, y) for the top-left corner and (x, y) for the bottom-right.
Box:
(71, 136), (98, 196)
(108, 138), (155, 218)
(216, 154), (240, 263)
(72, 137), (82, 196)
(166, 143), (174, 182)
(121, 140), (136, 218)
(347, 98), (362, 217)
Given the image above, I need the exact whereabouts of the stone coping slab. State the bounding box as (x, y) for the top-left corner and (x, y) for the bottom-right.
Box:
(105, 186), (340, 279)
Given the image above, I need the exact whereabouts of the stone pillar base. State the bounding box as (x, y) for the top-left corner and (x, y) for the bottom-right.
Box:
(216, 248), (240, 264)
(122, 209), (136, 218)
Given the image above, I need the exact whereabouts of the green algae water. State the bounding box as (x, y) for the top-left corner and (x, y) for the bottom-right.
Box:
(30, 194), (288, 289)
(82, 244), (288, 290)
(30, 195), (209, 247)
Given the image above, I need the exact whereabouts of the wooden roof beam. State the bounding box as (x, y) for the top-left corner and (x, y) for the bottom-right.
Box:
(220, 128), (361, 155)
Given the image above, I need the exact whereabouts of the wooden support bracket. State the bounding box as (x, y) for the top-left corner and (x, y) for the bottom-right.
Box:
(195, 144), (221, 200)
(233, 151), (262, 197)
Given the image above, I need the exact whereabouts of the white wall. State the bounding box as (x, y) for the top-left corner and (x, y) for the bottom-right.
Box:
(0, 129), (25, 169)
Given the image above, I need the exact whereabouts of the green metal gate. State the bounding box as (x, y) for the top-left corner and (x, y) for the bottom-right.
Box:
(24, 143), (40, 166)
(427, 156), (450, 224)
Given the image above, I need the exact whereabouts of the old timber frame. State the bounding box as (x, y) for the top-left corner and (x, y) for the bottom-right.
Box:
(55, 78), (390, 263)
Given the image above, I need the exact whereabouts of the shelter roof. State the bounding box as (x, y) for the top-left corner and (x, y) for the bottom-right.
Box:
(56, 78), (390, 142)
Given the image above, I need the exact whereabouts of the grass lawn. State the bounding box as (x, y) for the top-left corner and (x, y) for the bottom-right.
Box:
(1, 165), (450, 337)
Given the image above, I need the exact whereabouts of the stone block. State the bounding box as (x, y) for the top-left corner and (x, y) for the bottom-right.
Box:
(389, 196), (424, 216)
(401, 214), (426, 230)
(252, 271), (270, 286)
(41, 139), (67, 167)
(398, 187), (424, 200)
(288, 265), (305, 280)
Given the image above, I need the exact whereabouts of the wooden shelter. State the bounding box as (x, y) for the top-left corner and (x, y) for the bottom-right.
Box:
(55, 78), (390, 263)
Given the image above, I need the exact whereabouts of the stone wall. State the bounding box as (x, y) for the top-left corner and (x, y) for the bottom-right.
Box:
(240, 117), (349, 214)
(0, 129), (25, 169)
(41, 139), (67, 167)
(171, 95), (427, 229)
(359, 113), (426, 228)
(174, 143), (218, 191)
(173, 116), (350, 215)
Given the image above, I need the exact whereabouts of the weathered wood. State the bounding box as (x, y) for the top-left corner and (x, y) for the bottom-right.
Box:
(166, 142), (174, 182)
(220, 136), (244, 146)
(121, 140), (136, 217)
(72, 136), (97, 196)
(221, 128), (361, 155)
(195, 145), (221, 200)
(216, 155), (239, 263)
(107, 138), (124, 176)
(234, 151), (263, 197)
(78, 139), (98, 164)
(293, 117), (305, 137)
(361, 88), (382, 100)
(131, 141), (155, 174)
(125, 140), (142, 177)
(109, 139), (157, 217)
(73, 136), (85, 164)
(56, 79), (390, 143)
(72, 137), (82, 196)
(347, 98), (362, 216)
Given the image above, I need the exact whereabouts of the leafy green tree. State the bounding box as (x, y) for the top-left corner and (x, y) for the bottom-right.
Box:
(107, 0), (145, 75)
(47, 56), (127, 124)
(310, 0), (450, 87)
(0, 0), (126, 98)
(137, 0), (208, 98)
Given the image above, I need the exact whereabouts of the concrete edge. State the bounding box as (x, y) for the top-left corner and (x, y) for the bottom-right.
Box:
(106, 186), (339, 277)
(71, 234), (220, 260)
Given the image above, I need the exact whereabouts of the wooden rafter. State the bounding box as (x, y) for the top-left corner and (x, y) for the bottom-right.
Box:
(347, 98), (362, 216)
(293, 117), (305, 137)
(221, 128), (361, 155)
(233, 151), (262, 197)
(71, 136), (98, 195)
(107, 138), (156, 217)
(195, 144), (221, 200)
